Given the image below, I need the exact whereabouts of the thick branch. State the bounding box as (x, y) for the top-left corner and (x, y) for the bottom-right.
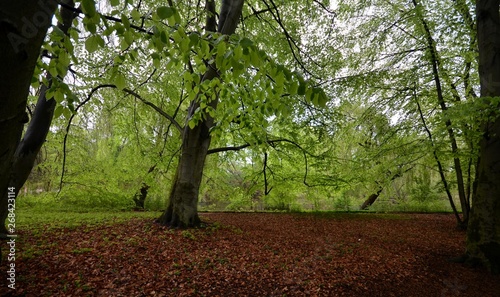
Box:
(205, 0), (216, 32)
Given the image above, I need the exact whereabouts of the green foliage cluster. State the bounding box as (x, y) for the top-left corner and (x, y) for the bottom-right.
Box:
(17, 0), (483, 216)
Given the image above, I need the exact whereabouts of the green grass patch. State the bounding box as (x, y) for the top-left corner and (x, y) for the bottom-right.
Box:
(14, 208), (162, 230)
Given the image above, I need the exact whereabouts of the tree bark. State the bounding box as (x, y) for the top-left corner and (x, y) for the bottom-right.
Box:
(360, 167), (411, 210)
(360, 188), (383, 210)
(0, 0), (58, 234)
(465, 0), (500, 274)
(157, 0), (244, 228)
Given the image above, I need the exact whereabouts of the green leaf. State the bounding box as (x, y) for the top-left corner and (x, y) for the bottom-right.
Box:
(297, 82), (306, 96)
(216, 42), (227, 69)
(173, 10), (182, 24)
(124, 30), (134, 46)
(183, 71), (192, 83)
(200, 40), (210, 58)
(157, 6), (174, 20)
(52, 26), (65, 39)
(317, 88), (328, 108)
(114, 55), (125, 64)
(131, 9), (142, 21)
(48, 60), (58, 77)
(54, 89), (65, 103)
(31, 75), (40, 89)
(110, 0), (120, 7)
(114, 23), (125, 35)
(275, 71), (285, 87)
(85, 21), (97, 34)
(240, 37), (253, 48)
(81, 0), (97, 17)
(305, 87), (313, 103)
(56, 61), (68, 77)
(288, 81), (298, 95)
(54, 105), (64, 118)
(250, 50), (260, 67)
(121, 14), (130, 29)
(189, 33), (199, 47)
(217, 41), (227, 57)
(62, 107), (72, 119)
(234, 45), (243, 60)
(160, 31), (169, 44)
(85, 35), (103, 53)
(114, 72), (126, 90)
(180, 38), (190, 52)
(151, 53), (161, 68)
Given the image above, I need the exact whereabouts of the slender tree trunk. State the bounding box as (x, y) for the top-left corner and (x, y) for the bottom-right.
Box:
(413, 0), (470, 227)
(0, 0), (58, 235)
(415, 94), (463, 225)
(360, 188), (383, 210)
(360, 168), (411, 210)
(157, 0), (244, 228)
(465, 0), (500, 274)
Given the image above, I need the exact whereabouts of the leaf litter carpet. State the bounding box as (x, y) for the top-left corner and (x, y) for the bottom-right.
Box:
(1, 213), (499, 296)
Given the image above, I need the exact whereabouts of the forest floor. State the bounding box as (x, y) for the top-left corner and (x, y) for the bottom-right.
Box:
(1, 212), (499, 296)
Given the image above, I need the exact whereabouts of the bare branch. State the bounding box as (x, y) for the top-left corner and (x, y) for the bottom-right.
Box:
(58, 83), (183, 193)
(58, 84), (116, 194)
(262, 0), (323, 80)
(207, 137), (312, 187)
(122, 88), (184, 134)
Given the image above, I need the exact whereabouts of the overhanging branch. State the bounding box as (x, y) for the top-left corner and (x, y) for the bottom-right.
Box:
(58, 84), (182, 193)
(207, 137), (312, 186)
(122, 88), (183, 134)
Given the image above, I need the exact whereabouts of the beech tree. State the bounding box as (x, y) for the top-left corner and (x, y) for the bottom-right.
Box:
(0, 0), (59, 235)
(465, 0), (500, 273)
(155, 0), (329, 227)
(155, 0), (246, 227)
(25, 0), (327, 227)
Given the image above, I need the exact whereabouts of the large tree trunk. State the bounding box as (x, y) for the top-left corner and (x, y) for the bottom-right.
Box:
(465, 0), (500, 273)
(0, 0), (58, 235)
(157, 0), (244, 228)
(9, 0), (75, 191)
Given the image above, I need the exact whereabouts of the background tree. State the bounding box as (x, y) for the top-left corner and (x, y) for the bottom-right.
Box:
(323, 0), (480, 224)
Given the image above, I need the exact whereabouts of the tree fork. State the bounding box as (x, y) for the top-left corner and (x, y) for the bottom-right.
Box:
(156, 0), (244, 228)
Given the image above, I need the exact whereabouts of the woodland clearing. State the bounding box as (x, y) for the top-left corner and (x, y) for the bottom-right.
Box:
(1, 212), (499, 296)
